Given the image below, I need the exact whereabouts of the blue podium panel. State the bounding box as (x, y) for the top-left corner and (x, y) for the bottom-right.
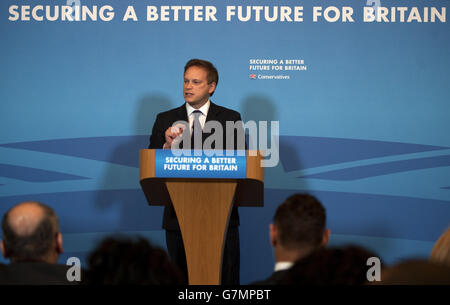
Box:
(155, 150), (247, 179)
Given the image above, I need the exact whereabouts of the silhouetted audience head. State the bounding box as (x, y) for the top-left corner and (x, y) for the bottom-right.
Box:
(87, 236), (185, 284)
(282, 245), (379, 285)
(430, 228), (450, 267)
(270, 194), (330, 260)
(1, 201), (63, 263)
(378, 259), (450, 285)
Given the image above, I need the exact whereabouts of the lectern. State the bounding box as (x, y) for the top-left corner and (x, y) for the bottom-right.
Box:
(140, 149), (264, 285)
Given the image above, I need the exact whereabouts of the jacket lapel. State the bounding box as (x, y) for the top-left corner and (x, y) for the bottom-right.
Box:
(176, 103), (189, 122)
(203, 101), (221, 147)
(175, 104), (189, 149)
(205, 101), (221, 123)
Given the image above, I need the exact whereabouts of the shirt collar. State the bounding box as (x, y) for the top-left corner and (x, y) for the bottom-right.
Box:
(274, 261), (294, 272)
(186, 100), (210, 117)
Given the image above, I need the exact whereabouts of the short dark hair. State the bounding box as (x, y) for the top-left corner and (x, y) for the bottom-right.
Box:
(87, 236), (185, 284)
(184, 58), (219, 95)
(282, 245), (379, 285)
(1, 202), (59, 261)
(274, 194), (326, 250)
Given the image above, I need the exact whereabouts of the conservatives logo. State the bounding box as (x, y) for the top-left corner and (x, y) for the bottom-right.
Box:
(249, 74), (291, 80)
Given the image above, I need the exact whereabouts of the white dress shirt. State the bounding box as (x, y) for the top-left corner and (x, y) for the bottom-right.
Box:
(274, 261), (294, 272)
(163, 100), (211, 149)
(185, 100), (210, 133)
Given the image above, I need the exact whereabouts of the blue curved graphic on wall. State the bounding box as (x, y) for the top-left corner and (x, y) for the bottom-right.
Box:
(1, 136), (449, 201)
(0, 163), (88, 182)
(1, 136), (148, 168)
(279, 136), (447, 172)
(300, 155), (450, 181)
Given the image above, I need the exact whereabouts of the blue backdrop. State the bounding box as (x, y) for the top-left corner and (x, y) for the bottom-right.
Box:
(1, 0), (449, 284)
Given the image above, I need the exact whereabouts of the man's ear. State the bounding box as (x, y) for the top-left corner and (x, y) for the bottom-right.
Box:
(208, 82), (216, 95)
(0, 240), (8, 259)
(322, 229), (331, 247)
(269, 224), (277, 247)
(56, 233), (63, 254)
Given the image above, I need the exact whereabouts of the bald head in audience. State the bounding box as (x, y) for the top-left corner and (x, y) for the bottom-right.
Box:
(1, 201), (63, 263)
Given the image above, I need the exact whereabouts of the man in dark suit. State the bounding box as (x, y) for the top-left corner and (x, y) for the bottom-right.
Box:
(0, 201), (82, 284)
(252, 194), (330, 285)
(148, 59), (244, 284)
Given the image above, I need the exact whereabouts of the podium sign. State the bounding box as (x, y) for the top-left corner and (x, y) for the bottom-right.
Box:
(154, 150), (247, 179)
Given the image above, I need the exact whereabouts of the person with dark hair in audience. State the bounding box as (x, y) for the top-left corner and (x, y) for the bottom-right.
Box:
(86, 236), (185, 284)
(0, 201), (81, 285)
(282, 245), (379, 285)
(252, 193), (330, 285)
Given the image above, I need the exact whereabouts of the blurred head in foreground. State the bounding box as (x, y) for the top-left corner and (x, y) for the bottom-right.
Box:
(282, 245), (379, 285)
(87, 236), (185, 284)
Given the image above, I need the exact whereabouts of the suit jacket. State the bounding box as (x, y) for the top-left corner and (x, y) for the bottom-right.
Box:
(149, 102), (245, 230)
(0, 262), (85, 285)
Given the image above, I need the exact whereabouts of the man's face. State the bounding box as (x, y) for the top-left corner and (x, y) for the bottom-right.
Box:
(183, 66), (216, 108)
